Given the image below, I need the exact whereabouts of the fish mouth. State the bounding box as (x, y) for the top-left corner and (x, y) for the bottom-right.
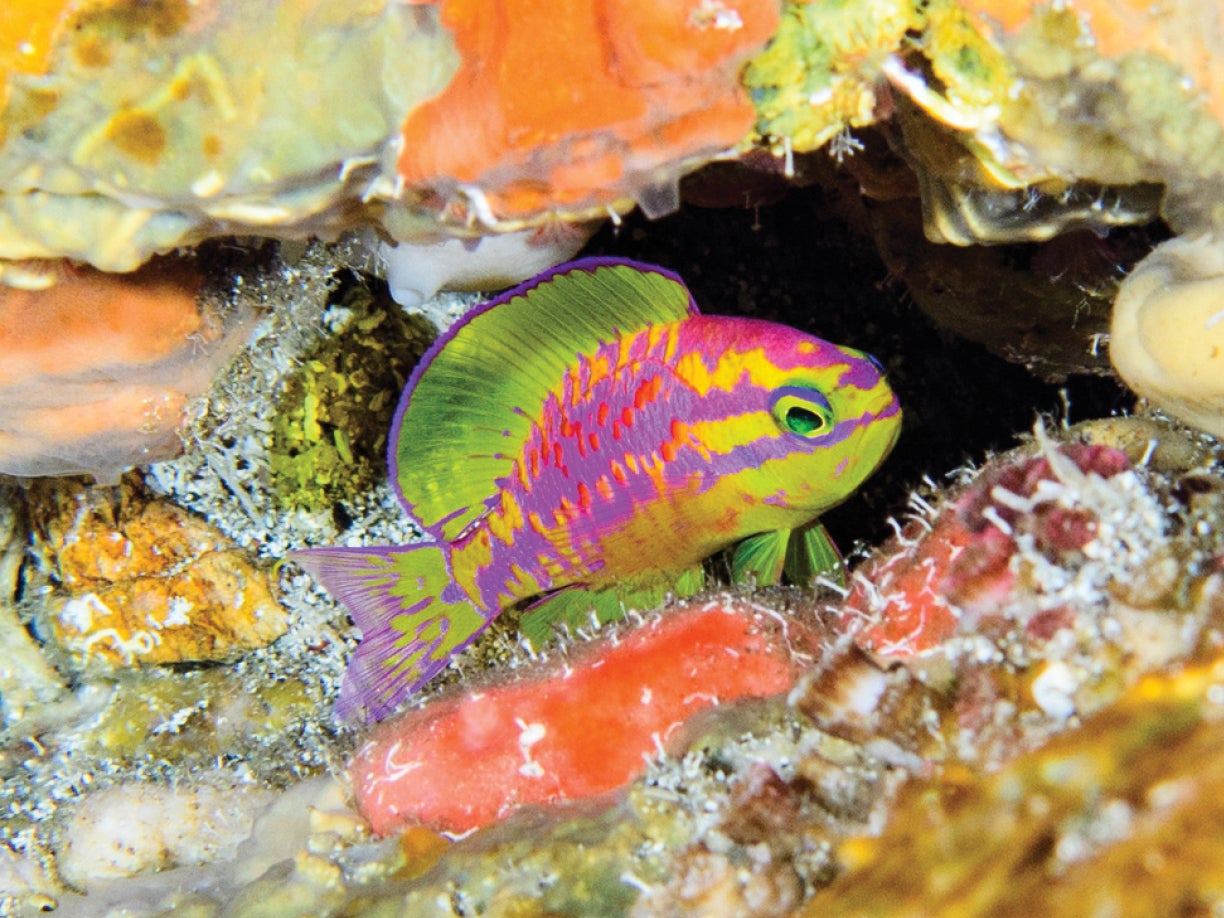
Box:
(842, 394), (902, 477)
(871, 399), (903, 461)
(875, 398), (903, 448)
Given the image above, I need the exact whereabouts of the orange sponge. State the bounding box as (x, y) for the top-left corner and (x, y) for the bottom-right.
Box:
(398, 0), (778, 222)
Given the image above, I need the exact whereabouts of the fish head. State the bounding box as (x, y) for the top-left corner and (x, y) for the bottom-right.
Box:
(775, 342), (900, 499)
(678, 317), (901, 519)
(755, 332), (901, 514)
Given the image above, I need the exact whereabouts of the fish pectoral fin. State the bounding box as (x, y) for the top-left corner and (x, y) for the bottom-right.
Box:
(731, 521), (846, 590)
(519, 565), (705, 647)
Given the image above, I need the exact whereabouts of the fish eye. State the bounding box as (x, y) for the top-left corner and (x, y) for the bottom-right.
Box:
(770, 386), (834, 438)
(782, 404), (825, 435)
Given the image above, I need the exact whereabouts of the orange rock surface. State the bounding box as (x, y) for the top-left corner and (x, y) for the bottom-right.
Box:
(0, 258), (252, 479)
(0, 261), (204, 388)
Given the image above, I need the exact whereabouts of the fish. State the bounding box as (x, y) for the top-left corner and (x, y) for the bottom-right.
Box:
(293, 257), (901, 723)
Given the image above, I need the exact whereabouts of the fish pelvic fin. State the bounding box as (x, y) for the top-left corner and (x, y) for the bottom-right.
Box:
(731, 520), (846, 590)
(290, 544), (493, 723)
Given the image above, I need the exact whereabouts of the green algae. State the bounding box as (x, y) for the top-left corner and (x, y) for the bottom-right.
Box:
(75, 666), (324, 769)
(744, 0), (919, 152)
(742, 0), (1011, 155)
(269, 281), (433, 513)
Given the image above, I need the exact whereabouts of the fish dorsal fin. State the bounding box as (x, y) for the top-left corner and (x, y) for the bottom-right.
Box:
(390, 257), (699, 541)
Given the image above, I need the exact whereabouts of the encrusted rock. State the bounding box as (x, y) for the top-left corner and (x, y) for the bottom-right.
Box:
(0, 258), (253, 480)
(54, 779), (275, 890)
(0, 478), (65, 725)
(28, 473), (286, 667)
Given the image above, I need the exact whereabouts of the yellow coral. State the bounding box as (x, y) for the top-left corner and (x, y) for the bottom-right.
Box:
(1110, 234), (1224, 438)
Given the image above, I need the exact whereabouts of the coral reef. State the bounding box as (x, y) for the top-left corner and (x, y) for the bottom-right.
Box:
(0, 0), (457, 279)
(805, 420), (1221, 769)
(6, 3), (1224, 903)
(804, 656), (1224, 916)
(340, 419), (1224, 916)
(0, 0), (777, 285)
(4, 0), (1224, 444)
(0, 243), (380, 910)
(744, 0), (1224, 416)
(7, 417), (1214, 916)
(848, 428), (1143, 662)
(1, 1), (1215, 277)
(0, 200), (1216, 918)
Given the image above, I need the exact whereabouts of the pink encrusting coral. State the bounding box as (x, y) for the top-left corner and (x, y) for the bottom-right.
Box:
(794, 425), (1203, 775)
(847, 439), (1133, 658)
(349, 601), (824, 836)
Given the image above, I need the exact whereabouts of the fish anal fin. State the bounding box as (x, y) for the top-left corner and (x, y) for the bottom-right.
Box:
(520, 565), (705, 647)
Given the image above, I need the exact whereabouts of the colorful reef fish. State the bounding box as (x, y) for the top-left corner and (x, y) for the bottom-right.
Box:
(294, 258), (901, 722)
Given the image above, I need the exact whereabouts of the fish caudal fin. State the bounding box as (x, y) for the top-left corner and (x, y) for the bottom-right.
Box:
(290, 544), (492, 723)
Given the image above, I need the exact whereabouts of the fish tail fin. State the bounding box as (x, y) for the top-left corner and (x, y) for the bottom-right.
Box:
(290, 544), (493, 723)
